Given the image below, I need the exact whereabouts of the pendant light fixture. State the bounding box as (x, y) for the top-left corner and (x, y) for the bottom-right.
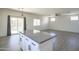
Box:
(21, 8), (24, 16)
(18, 8), (24, 16)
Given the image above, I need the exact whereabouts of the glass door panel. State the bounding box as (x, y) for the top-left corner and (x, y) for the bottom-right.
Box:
(18, 17), (24, 33)
(11, 17), (24, 34)
(11, 17), (18, 34)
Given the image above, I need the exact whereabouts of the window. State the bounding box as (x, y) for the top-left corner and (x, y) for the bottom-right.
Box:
(33, 19), (40, 26)
(50, 17), (55, 22)
(71, 16), (78, 21)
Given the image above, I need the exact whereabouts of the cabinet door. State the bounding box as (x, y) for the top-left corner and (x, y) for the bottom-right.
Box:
(22, 39), (26, 51)
(28, 39), (40, 51)
(30, 43), (39, 51)
(19, 37), (23, 51)
(20, 37), (26, 51)
(24, 39), (29, 51)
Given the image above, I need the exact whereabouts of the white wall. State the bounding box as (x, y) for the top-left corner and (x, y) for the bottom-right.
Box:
(1, 8), (79, 37)
(34, 16), (49, 30)
(0, 9), (48, 37)
(0, 9), (8, 37)
(48, 15), (79, 33)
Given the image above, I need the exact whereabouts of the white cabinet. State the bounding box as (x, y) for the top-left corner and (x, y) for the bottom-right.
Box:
(28, 39), (40, 51)
(19, 34), (29, 51)
(19, 33), (39, 51)
(20, 37), (27, 51)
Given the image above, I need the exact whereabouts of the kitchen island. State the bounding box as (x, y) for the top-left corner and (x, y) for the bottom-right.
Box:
(19, 30), (56, 51)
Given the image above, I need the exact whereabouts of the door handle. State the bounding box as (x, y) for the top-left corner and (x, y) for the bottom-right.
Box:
(32, 43), (36, 46)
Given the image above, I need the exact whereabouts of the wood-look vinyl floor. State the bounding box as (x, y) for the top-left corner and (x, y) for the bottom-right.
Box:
(0, 29), (79, 51)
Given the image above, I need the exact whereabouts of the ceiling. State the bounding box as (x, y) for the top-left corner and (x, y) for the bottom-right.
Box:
(10, 8), (79, 16)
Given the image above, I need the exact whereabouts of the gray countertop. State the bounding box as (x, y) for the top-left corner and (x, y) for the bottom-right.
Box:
(20, 30), (56, 44)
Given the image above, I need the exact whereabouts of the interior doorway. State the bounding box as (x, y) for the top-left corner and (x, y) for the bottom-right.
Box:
(10, 16), (24, 34)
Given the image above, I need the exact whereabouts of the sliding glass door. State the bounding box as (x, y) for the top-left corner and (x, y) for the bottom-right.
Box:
(10, 17), (24, 34)
(18, 17), (24, 33)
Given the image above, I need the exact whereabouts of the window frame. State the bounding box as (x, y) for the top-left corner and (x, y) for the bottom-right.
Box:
(70, 16), (78, 21)
(33, 19), (40, 26)
(50, 17), (56, 22)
